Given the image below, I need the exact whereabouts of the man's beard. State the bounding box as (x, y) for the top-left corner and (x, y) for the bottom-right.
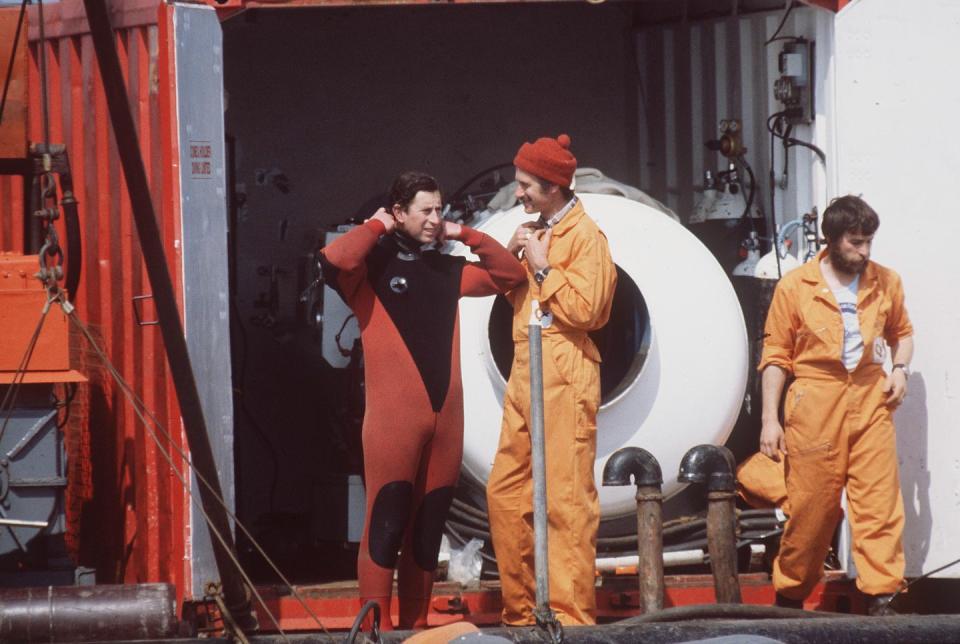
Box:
(829, 244), (867, 275)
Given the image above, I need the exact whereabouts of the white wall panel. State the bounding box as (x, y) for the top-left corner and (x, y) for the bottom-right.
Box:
(833, 0), (960, 579)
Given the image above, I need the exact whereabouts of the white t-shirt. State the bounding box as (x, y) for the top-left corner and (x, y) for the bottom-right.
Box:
(833, 275), (862, 371)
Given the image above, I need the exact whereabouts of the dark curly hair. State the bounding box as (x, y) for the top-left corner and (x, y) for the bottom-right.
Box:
(821, 195), (879, 242)
(388, 171), (441, 211)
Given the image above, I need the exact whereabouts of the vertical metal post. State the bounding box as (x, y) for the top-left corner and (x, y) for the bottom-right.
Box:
(678, 444), (742, 605)
(528, 300), (551, 618)
(706, 489), (742, 604)
(602, 446), (664, 614)
(636, 484), (665, 612)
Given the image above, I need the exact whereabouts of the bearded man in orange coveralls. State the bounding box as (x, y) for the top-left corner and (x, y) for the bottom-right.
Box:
(486, 134), (617, 626)
(757, 195), (914, 616)
(320, 172), (525, 630)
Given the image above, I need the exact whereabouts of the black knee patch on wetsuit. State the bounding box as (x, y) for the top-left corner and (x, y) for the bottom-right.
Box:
(368, 481), (414, 568)
(411, 486), (456, 571)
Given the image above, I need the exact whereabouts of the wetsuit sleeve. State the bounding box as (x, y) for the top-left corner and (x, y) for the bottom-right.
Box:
(458, 226), (527, 297)
(758, 279), (798, 373)
(319, 219), (386, 301)
(883, 271), (914, 346)
(538, 231), (616, 330)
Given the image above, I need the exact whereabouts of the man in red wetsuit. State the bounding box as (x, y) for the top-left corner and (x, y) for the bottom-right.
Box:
(320, 171), (525, 630)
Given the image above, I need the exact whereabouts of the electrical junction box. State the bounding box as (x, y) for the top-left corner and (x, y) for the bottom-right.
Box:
(774, 39), (814, 125)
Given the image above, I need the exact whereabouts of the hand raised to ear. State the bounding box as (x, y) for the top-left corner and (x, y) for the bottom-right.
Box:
(368, 207), (396, 234)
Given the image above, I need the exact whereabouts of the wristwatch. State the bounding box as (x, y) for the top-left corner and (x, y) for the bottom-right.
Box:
(893, 363), (910, 379)
(534, 266), (551, 284)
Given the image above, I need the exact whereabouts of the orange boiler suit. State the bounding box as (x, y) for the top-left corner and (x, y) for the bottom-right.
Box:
(486, 199), (617, 626)
(758, 250), (913, 600)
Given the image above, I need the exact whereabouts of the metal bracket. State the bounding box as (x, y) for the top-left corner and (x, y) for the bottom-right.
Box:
(132, 294), (159, 326)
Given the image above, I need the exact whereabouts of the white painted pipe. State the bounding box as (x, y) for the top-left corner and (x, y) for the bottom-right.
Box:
(0, 518), (49, 528)
(595, 544), (766, 572)
(595, 549), (705, 572)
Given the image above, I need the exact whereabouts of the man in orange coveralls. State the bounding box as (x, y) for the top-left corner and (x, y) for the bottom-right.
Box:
(486, 134), (617, 626)
(756, 195), (913, 615)
(320, 172), (525, 630)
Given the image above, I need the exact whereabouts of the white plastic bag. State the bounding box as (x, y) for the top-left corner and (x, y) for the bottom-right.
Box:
(447, 538), (483, 586)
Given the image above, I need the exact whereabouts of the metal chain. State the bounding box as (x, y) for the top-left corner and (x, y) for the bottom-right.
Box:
(33, 0), (65, 293)
(35, 157), (64, 290)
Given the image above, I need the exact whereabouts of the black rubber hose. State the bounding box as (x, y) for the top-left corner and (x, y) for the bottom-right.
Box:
(451, 497), (489, 520)
(346, 600), (380, 644)
(58, 156), (82, 304)
(448, 162), (514, 205)
(444, 519), (490, 542)
(618, 603), (841, 625)
(446, 509), (489, 534)
(448, 500), (490, 527)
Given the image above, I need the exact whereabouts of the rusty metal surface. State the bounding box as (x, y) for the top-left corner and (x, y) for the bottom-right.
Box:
(0, 582), (179, 642)
(0, 0), (190, 604)
(26, 0), (159, 40)
(706, 491), (742, 604)
(1, 6), (29, 158)
(0, 6), (30, 252)
(636, 485), (665, 614)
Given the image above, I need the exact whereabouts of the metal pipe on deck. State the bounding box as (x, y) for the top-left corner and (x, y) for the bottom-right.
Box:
(678, 444), (741, 604)
(0, 583), (179, 642)
(602, 446), (665, 613)
(527, 299), (555, 630)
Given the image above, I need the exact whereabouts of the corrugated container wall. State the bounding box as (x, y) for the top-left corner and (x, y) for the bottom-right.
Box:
(636, 5), (830, 228)
(3, 1), (189, 598)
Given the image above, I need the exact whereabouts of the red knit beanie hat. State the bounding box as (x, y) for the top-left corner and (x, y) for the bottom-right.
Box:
(513, 133), (577, 188)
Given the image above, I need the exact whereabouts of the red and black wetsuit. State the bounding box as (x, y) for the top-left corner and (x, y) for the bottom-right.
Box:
(320, 219), (524, 629)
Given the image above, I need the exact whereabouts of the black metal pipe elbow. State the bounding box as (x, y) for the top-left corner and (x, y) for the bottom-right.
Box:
(602, 447), (663, 488)
(678, 444), (736, 492)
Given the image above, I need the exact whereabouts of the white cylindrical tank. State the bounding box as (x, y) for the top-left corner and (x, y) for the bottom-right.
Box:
(456, 193), (749, 518)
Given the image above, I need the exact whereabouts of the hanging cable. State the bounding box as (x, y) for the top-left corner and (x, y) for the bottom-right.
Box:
(63, 298), (332, 637)
(63, 302), (283, 642)
(765, 1), (796, 46)
(735, 156), (760, 237)
(54, 381), (78, 430)
(768, 114), (784, 279)
(882, 556), (960, 609)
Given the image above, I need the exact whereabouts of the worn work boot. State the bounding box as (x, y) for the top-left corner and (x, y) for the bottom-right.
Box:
(867, 593), (897, 616)
(774, 593), (804, 610)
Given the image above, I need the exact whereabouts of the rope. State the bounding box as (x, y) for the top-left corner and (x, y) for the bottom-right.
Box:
(64, 302), (281, 640)
(63, 293), (331, 637)
(0, 293), (55, 445)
